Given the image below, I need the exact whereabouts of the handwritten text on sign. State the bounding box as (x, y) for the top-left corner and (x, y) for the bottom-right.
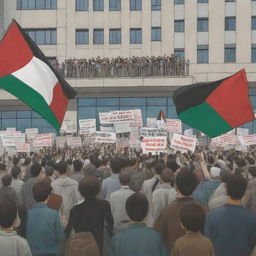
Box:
(170, 133), (197, 153)
(33, 134), (52, 147)
(238, 134), (256, 146)
(110, 110), (134, 123)
(165, 119), (182, 134)
(141, 136), (167, 154)
(95, 132), (116, 144)
(79, 119), (96, 134)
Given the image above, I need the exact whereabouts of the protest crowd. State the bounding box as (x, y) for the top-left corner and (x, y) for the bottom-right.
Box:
(50, 55), (189, 78)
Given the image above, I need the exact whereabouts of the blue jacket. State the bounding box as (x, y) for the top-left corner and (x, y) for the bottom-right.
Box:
(26, 203), (65, 256)
(205, 204), (256, 256)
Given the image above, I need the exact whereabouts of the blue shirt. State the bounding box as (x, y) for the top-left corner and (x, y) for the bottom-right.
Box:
(110, 223), (169, 256)
(102, 174), (121, 201)
(26, 203), (65, 256)
(205, 204), (256, 256)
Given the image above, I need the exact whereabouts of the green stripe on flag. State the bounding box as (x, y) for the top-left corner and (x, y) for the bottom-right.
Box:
(0, 74), (60, 131)
(178, 102), (232, 138)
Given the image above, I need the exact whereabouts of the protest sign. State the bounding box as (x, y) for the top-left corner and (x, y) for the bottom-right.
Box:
(67, 137), (82, 147)
(56, 136), (67, 148)
(99, 112), (112, 125)
(16, 143), (30, 153)
(215, 131), (235, 146)
(100, 126), (115, 132)
(141, 136), (167, 154)
(147, 118), (157, 128)
(165, 119), (182, 134)
(238, 134), (256, 146)
(170, 133), (197, 153)
(95, 132), (116, 144)
(32, 134), (53, 147)
(110, 110), (134, 123)
(114, 122), (131, 133)
(236, 128), (249, 136)
(61, 120), (77, 133)
(140, 127), (167, 137)
(79, 119), (96, 135)
(2, 134), (25, 147)
(130, 109), (143, 127)
(129, 139), (141, 149)
(25, 128), (38, 140)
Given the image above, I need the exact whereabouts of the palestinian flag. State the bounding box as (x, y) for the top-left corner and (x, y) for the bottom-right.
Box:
(0, 20), (76, 131)
(173, 70), (255, 138)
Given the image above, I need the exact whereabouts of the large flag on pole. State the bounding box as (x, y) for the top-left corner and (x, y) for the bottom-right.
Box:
(173, 69), (255, 138)
(0, 20), (76, 131)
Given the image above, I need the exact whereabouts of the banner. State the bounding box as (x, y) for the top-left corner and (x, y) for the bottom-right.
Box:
(95, 132), (116, 144)
(140, 127), (167, 137)
(16, 143), (30, 153)
(79, 119), (96, 135)
(99, 112), (112, 125)
(141, 136), (167, 154)
(165, 119), (182, 134)
(147, 118), (157, 128)
(2, 134), (25, 147)
(32, 134), (53, 147)
(215, 131), (235, 146)
(114, 122), (131, 133)
(110, 110), (134, 123)
(56, 136), (67, 148)
(170, 133), (197, 153)
(130, 109), (143, 127)
(236, 128), (249, 136)
(238, 134), (256, 146)
(67, 137), (82, 147)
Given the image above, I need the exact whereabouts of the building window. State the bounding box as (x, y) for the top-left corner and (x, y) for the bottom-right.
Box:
(198, 0), (208, 3)
(109, 0), (121, 11)
(151, 27), (161, 41)
(225, 17), (236, 31)
(197, 18), (208, 32)
(93, 29), (104, 44)
(252, 44), (256, 63)
(197, 45), (208, 63)
(17, 0), (56, 9)
(252, 16), (256, 30)
(76, 29), (89, 45)
(152, 0), (161, 10)
(76, 0), (88, 11)
(25, 29), (57, 45)
(174, 20), (185, 32)
(225, 0), (236, 2)
(174, 0), (184, 4)
(130, 29), (142, 44)
(93, 0), (104, 11)
(225, 44), (236, 63)
(174, 48), (185, 59)
(130, 0), (142, 10)
(109, 29), (121, 44)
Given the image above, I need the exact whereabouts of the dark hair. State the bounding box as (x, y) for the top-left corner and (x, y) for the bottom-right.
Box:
(119, 171), (130, 185)
(13, 158), (20, 166)
(45, 166), (54, 177)
(32, 181), (52, 202)
(110, 157), (123, 174)
(249, 166), (256, 177)
(176, 170), (198, 196)
(180, 203), (205, 232)
(166, 160), (179, 172)
(208, 156), (215, 165)
(0, 200), (17, 228)
(129, 158), (137, 167)
(155, 163), (165, 175)
(84, 164), (96, 177)
(31, 163), (42, 177)
(73, 160), (83, 172)
(126, 192), (148, 222)
(220, 169), (231, 183)
(57, 161), (67, 174)
(78, 177), (100, 198)
(234, 167), (244, 176)
(226, 174), (247, 200)
(2, 175), (12, 186)
(11, 166), (21, 179)
(0, 163), (6, 171)
(160, 168), (173, 183)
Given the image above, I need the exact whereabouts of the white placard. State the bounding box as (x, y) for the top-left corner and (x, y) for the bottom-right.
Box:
(140, 127), (167, 137)
(238, 134), (256, 146)
(32, 134), (53, 147)
(67, 137), (82, 147)
(116, 137), (129, 149)
(170, 133), (197, 153)
(165, 119), (182, 134)
(141, 136), (167, 154)
(215, 131), (235, 146)
(25, 128), (38, 139)
(61, 120), (77, 133)
(79, 119), (96, 135)
(130, 109), (143, 127)
(110, 110), (134, 123)
(95, 132), (116, 144)
(236, 128), (249, 136)
(99, 112), (112, 125)
(147, 118), (157, 128)
(2, 134), (25, 147)
(56, 136), (67, 148)
(16, 143), (31, 153)
(114, 122), (132, 133)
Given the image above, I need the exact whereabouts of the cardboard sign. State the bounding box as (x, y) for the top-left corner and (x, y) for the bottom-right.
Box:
(110, 110), (134, 123)
(32, 134), (53, 147)
(147, 118), (157, 128)
(165, 119), (182, 134)
(67, 137), (82, 147)
(95, 132), (116, 144)
(25, 128), (39, 139)
(130, 109), (143, 127)
(114, 122), (131, 133)
(79, 119), (96, 135)
(140, 127), (167, 137)
(16, 143), (30, 153)
(170, 133), (197, 153)
(56, 136), (67, 148)
(141, 136), (167, 154)
(238, 134), (256, 146)
(236, 128), (249, 136)
(99, 112), (112, 125)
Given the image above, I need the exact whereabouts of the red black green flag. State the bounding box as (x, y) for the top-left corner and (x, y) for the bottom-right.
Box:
(173, 69), (255, 138)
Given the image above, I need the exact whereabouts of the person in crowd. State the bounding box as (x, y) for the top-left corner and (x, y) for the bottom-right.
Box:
(0, 162), (7, 187)
(22, 158), (32, 182)
(110, 192), (169, 256)
(95, 157), (111, 182)
(84, 163), (97, 177)
(102, 157), (122, 201)
(43, 166), (55, 185)
(205, 174), (256, 256)
(154, 169), (200, 253)
(172, 203), (214, 256)
(10, 166), (24, 206)
(21, 163), (42, 210)
(26, 181), (65, 256)
(71, 160), (84, 182)
(0, 200), (31, 256)
(65, 176), (113, 254)
(0, 175), (19, 206)
(110, 171), (135, 233)
(51, 160), (81, 227)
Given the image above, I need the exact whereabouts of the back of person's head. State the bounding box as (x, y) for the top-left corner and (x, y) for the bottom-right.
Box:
(154, 163), (165, 175)
(167, 159), (179, 172)
(246, 157), (255, 165)
(226, 174), (247, 200)
(119, 171), (130, 186)
(23, 157), (31, 166)
(126, 192), (148, 222)
(13, 158), (20, 166)
(110, 157), (123, 174)
(79, 177), (100, 198)
(31, 163), (42, 177)
(176, 170), (198, 196)
(32, 181), (52, 202)
(208, 156), (215, 165)
(45, 166), (54, 177)
(220, 169), (231, 183)
(0, 163), (6, 171)
(57, 161), (67, 174)
(160, 168), (173, 183)
(84, 164), (96, 176)
(2, 175), (12, 187)
(180, 203), (205, 232)
(234, 167), (244, 176)
(249, 166), (256, 177)
(210, 167), (221, 179)
(73, 160), (83, 172)
(129, 158), (137, 167)
(11, 166), (21, 179)
(0, 200), (17, 228)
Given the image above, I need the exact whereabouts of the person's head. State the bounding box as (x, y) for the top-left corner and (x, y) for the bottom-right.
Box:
(154, 163), (165, 175)
(210, 167), (221, 180)
(32, 181), (52, 202)
(110, 157), (123, 174)
(166, 159), (179, 173)
(0, 200), (17, 228)
(31, 163), (42, 177)
(180, 203), (205, 232)
(176, 170), (198, 196)
(45, 166), (54, 177)
(126, 192), (148, 222)
(226, 174), (247, 200)
(73, 160), (83, 172)
(119, 171), (130, 186)
(249, 166), (256, 178)
(84, 164), (96, 176)
(57, 161), (67, 175)
(78, 176), (100, 198)
(0, 163), (6, 172)
(2, 175), (12, 186)
(220, 169), (231, 183)
(11, 166), (21, 179)
(129, 158), (137, 167)
(160, 168), (173, 184)
(13, 158), (20, 167)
